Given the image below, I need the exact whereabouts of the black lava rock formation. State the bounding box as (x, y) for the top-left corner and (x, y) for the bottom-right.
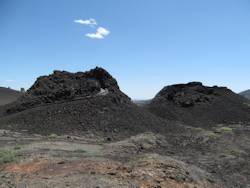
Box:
(146, 82), (250, 127)
(2, 67), (130, 114)
(0, 67), (169, 138)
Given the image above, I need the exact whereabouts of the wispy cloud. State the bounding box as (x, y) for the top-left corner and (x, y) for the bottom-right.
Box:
(74, 18), (97, 26)
(5, 79), (14, 83)
(74, 18), (110, 40)
(85, 27), (110, 39)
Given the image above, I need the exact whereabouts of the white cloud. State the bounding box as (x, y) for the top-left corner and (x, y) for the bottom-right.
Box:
(74, 18), (110, 40)
(85, 27), (110, 39)
(74, 18), (97, 26)
(5, 80), (14, 83)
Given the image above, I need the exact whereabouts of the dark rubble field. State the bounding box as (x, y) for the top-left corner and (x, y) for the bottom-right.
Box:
(0, 123), (250, 188)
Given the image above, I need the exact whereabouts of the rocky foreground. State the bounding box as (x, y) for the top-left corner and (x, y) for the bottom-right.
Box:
(0, 122), (250, 188)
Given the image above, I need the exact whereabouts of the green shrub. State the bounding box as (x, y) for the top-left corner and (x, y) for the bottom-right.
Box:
(14, 145), (22, 150)
(206, 131), (218, 139)
(224, 148), (246, 157)
(215, 127), (233, 133)
(0, 150), (17, 165)
(74, 149), (86, 153)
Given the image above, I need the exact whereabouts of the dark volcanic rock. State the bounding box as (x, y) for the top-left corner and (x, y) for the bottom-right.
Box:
(0, 67), (169, 138)
(2, 67), (130, 114)
(28, 67), (124, 101)
(146, 82), (250, 127)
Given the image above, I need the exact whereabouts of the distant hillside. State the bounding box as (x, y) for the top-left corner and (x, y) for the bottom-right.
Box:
(239, 90), (250, 100)
(0, 87), (22, 106)
(133, 99), (151, 106)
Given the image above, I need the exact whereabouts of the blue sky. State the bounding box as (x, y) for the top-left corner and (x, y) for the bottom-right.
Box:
(0, 0), (250, 99)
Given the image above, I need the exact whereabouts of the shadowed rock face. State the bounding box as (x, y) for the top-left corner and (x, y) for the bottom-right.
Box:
(28, 67), (121, 100)
(154, 82), (215, 107)
(147, 82), (250, 127)
(2, 67), (130, 115)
